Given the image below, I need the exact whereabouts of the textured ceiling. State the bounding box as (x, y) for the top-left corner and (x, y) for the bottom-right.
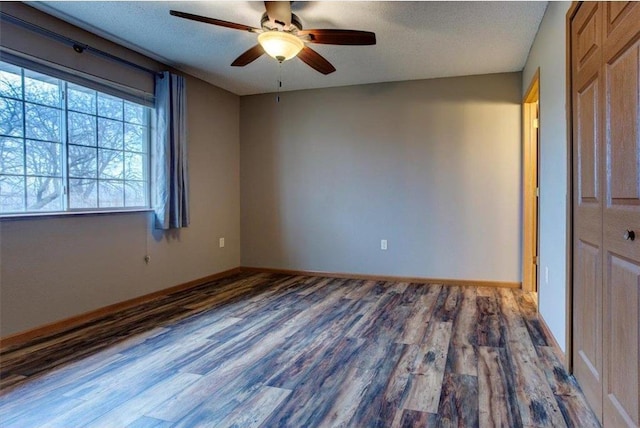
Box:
(28, 1), (548, 96)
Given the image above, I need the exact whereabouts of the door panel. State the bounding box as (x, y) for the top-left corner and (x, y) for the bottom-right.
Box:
(605, 41), (640, 204)
(577, 78), (599, 203)
(601, 3), (640, 426)
(604, 253), (639, 427)
(606, 2), (633, 36)
(576, 3), (600, 70)
(572, 3), (605, 422)
(575, 239), (603, 416)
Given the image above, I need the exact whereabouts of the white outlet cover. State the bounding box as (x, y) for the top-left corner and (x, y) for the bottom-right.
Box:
(219, 237), (225, 248)
(381, 240), (388, 250)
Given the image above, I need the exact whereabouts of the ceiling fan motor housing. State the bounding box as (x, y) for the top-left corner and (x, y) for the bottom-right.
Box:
(260, 12), (303, 33)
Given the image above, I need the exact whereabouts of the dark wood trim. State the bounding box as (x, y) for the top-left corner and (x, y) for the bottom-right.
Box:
(539, 311), (567, 366)
(0, 267), (242, 349)
(565, 0), (581, 373)
(240, 267), (521, 289)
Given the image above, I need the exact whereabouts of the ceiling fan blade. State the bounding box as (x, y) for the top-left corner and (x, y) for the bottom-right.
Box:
(264, 1), (291, 27)
(298, 29), (376, 45)
(231, 44), (265, 67)
(170, 10), (260, 33)
(297, 46), (336, 75)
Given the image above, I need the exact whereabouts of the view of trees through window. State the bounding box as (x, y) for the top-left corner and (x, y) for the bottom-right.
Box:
(0, 60), (150, 214)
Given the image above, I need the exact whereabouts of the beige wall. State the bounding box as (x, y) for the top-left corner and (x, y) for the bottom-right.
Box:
(0, 5), (241, 336)
(240, 73), (522, 282)
(522, 2), (571, 353)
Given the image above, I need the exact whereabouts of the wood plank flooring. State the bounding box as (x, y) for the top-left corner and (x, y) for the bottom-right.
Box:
(0, 272), (600, 427)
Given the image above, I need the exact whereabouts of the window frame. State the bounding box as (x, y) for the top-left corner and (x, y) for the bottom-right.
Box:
(0, 60), (152, 217)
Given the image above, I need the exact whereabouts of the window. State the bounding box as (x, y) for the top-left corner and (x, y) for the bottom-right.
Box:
(0, 60), (150, 214)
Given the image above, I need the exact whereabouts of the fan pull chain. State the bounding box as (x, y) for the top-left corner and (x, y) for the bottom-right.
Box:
(276, 62), (283, 103)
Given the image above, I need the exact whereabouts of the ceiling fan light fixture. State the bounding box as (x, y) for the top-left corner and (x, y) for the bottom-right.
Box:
(258, 31), (304, 62)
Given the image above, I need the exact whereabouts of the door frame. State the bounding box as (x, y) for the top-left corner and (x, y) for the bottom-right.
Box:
(522, 68), (540, 297)
(565, 0), (581, 372)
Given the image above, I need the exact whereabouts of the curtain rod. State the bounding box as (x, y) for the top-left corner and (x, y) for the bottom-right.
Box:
(1, 12), (164, 78)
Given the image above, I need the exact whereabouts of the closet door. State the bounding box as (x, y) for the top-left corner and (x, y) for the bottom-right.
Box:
(601, 2), (640, 426)
(572, 1), (604, 421)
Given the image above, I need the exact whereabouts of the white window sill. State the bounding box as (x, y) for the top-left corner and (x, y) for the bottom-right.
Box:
(0, 208), (153, 222)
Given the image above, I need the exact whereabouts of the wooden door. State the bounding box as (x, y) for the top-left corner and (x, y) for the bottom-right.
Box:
(572, 2), (604, 421)
(572, 1), (640, 426)
(601, 2), (640, 426)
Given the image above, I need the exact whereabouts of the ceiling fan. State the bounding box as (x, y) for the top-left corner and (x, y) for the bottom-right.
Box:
(169, 1), (376, 75)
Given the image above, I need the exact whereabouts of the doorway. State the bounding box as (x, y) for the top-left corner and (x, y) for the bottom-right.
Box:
(522, 69), (540, 297)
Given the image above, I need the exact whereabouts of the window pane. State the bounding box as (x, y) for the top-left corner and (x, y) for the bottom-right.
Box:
(124, 152), (145, 180)
(0, 63), (22, 99)
(99, 149), (123, 179)
(0, 137), (25, 175)
(68, 84), (96, 114)
(125, 181), (146, 207)
(99, 180), (123, 207)
(0, 175), (25, 213)
(0, 97), (24, 137)
(0, 62), (150, 214)
(69, 145), (97, 178)
(98, 118), (123, 149)
(26, 176), (63, 211)
(24, 70), (61, 108)
(25, 103), (62, 142)
(97, 93), (123, 120)
(68, 112), (96, 147)
(124, 123), (146, 153)
(26, 140), (61, 177)
(124, 101), (144, 124)
(69, 178), (97, 209)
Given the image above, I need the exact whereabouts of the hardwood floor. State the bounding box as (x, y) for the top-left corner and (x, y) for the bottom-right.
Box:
(0, 272), (600, 427)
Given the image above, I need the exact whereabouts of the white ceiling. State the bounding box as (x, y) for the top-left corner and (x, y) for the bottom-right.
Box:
(28, 1), (548, 96)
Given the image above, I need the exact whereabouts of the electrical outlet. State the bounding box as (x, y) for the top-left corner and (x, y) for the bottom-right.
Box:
(144, 255), (150, 264)
(381, 239), (387, 250)
(219, 237), (225, 248)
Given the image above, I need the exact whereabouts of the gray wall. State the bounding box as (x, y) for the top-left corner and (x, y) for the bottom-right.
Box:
(241, 73), (522, 282)
(522, 2), (571, 353)
(0, 5), (241, 336)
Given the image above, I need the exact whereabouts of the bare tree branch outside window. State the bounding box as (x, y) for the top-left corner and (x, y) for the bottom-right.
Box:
(0, 61), (149, 214)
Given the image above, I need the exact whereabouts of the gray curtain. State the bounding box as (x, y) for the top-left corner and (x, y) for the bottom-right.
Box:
(153, 71), (189, 229)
